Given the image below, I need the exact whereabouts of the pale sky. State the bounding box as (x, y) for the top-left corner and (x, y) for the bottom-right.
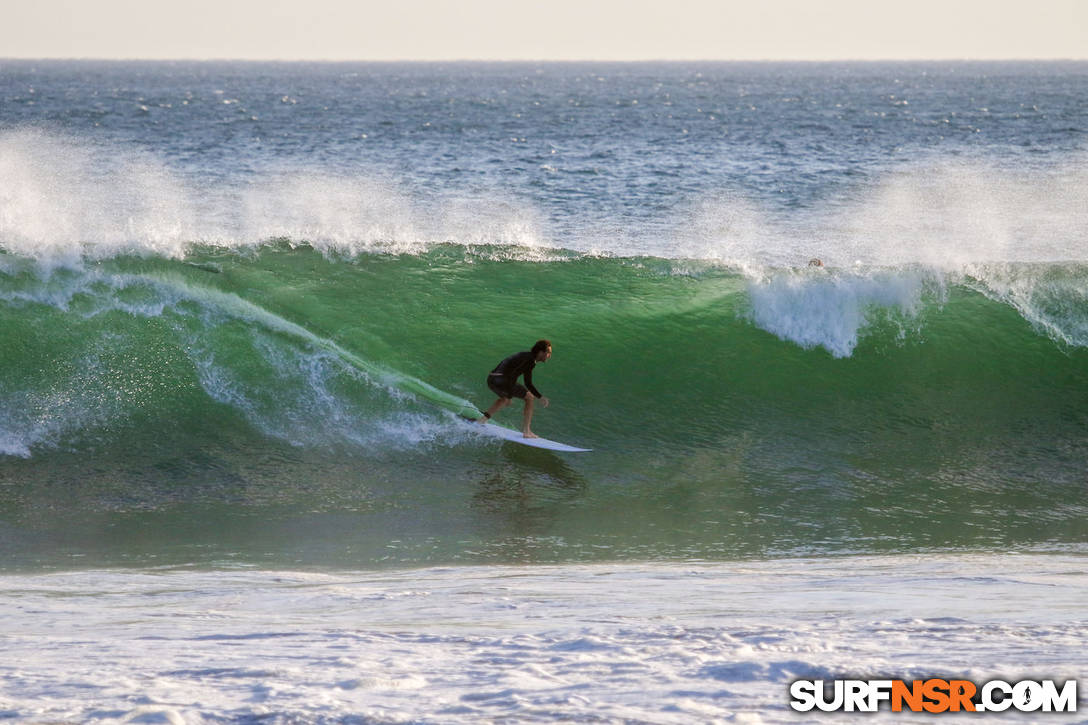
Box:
(3, 0), (1087, 61)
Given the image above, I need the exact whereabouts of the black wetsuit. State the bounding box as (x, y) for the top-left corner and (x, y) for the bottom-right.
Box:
(487, 351), (542, 400)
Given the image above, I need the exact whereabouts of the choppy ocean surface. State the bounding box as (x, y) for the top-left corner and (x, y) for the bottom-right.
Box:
(1, 61), (1086, 722)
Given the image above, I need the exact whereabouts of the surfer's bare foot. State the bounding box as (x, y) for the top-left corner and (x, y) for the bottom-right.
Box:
(523, 431), (539, 439)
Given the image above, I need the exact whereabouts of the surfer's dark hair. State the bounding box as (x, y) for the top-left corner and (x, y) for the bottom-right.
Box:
(532, 339), (552, 354)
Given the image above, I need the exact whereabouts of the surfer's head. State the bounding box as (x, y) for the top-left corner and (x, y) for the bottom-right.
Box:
(532, 339), (552, 362)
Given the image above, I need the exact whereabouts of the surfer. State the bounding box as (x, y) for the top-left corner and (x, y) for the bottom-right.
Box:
(477, 339), (552, 438)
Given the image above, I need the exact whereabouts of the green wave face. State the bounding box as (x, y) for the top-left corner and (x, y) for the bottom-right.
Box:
(2, 245), (1087, 566)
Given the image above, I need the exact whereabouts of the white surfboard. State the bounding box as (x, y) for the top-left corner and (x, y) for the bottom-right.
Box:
(470, 421), (591, 452)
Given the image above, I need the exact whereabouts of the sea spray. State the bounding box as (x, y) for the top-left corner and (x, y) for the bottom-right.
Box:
(745, 265), (944, 357)
(0, 129), (552, 265)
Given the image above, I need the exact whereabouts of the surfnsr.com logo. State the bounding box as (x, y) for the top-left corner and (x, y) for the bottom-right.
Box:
(789, 679), (1078, 713)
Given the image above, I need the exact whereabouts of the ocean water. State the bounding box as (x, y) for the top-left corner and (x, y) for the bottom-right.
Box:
(1, 60), (1087, 722)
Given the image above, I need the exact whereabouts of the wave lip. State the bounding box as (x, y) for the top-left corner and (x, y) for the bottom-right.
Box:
(745, 266), (940, 358)
(963, 261), (1088, 348)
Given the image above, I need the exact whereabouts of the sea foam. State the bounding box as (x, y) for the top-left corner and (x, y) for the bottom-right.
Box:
(1, 554), (1084, 723)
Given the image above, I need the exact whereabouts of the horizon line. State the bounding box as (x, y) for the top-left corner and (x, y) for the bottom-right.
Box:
(4, 56), (1088, 64)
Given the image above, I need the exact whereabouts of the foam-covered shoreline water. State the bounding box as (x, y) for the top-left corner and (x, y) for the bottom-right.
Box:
(2, 553), (1085, 723)
(3, 125), (1088, 266)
